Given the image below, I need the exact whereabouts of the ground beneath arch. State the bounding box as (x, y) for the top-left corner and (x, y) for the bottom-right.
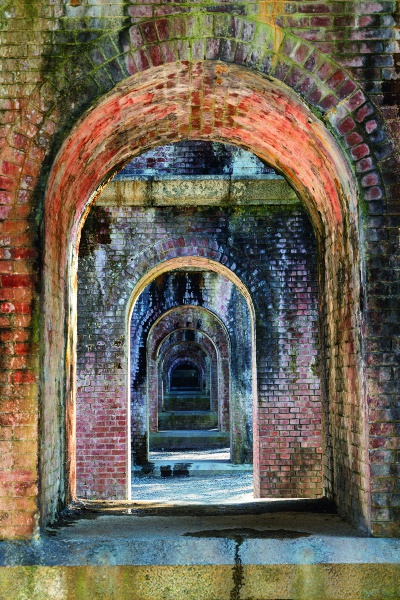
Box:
(132, 448), (254, 503)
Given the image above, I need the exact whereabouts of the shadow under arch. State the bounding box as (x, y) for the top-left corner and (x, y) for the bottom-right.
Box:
(43, 60), (366, 531)
(155, 328), (223, 423)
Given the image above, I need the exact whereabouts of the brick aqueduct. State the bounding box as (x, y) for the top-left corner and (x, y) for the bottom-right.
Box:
(0, 0), (400, 595)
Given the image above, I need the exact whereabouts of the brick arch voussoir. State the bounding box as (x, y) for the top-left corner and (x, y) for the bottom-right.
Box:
(126, 15), (364, 120)
(161, 340), (210, 364)
(9, 13), (390, 229)
(109, 237), (246, 310)
(148, 305), (230, 357)
(43, 58), (375, 273)
(158, 330), (217, 365)
(149, 325), (225, 369)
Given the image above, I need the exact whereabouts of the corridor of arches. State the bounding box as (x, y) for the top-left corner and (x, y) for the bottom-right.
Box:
(76, 140), (322, 502)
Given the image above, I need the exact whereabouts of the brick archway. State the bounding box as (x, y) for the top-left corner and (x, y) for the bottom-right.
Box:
(144, 306), (233, 464)
(43, 60), (365, 529)
(157, 330), (220, 414)
(161, 344), (212, 412)
(163, 349), (207, 396)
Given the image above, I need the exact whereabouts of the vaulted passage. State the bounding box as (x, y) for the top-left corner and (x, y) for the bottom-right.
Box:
(42, 61), (369, 533)
(2, 4), (400, 586)
(141, 302), (235, 459)
(76, 140), (322, 501)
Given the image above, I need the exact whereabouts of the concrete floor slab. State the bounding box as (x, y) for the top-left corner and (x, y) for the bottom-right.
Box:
(1, 501), (399, 599)
(1, 500), (399, 568)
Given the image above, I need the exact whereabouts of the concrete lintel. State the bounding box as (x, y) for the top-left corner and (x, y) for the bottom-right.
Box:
(96, 178), (299, 206)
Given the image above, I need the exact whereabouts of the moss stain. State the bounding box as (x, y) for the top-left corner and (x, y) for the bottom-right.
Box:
(79, 207), (112, 258)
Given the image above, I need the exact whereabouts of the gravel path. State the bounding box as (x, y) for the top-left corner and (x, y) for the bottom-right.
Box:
(131, 472), (254, 503)
(132, 449), (254, 503)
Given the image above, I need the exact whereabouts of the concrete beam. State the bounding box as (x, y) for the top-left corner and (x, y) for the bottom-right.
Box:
(96, 177), (299, 206)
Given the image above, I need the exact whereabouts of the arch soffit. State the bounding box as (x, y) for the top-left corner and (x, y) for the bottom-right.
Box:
(147, 304), (231, 359)
(37, 15), (379, 250)
(118, 248), (253, 326)
(125, 257), (252, 328)
(45, 59), (360, 273)
(158, 327), (219, 356)
(156, 334), (222, 386)
(157, 332), (219, 364)
(164, 351), (208, 370)
(160, 341), (211, 365)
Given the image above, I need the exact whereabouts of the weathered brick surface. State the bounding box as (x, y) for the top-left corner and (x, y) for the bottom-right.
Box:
(145, 305), (231, 455)
(117, 139), (275, 178)
(77, 202), (322, 498)
(0, 0), (398, 537)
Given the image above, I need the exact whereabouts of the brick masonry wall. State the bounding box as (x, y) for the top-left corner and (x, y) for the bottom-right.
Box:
(135, 300), (233, 463)
(77, 201), (322, 499)
(0, 0), (399, 537)
(117, 140), (276, 178)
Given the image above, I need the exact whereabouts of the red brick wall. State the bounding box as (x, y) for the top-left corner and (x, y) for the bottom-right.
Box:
(77, 202), (322, 497)
(1, 0), (399, 535)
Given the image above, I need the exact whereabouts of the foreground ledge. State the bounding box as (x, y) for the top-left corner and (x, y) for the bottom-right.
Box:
(0, 500), (399, 599)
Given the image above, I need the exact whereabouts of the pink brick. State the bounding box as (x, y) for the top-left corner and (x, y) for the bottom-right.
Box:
(351, 143), (370, 160)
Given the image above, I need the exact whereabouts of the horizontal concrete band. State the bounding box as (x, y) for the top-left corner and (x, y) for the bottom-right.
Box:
(97, 177), (299, 206)
(0, 564), (399, 600)
(1, 533), (399, 567)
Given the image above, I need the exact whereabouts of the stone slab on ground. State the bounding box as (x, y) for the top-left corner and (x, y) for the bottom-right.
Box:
(149, 430), (230, 451)
(1, 500), (399, 599)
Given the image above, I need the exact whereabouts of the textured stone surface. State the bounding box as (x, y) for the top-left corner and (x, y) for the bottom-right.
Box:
(1, 563), (399, 600)
(0, 0), (399, 541)
(77, 201), (321, 499)
(0, 508), (399, 598)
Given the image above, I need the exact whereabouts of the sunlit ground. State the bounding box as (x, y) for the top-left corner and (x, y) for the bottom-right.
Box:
(131, 448), (254, 503)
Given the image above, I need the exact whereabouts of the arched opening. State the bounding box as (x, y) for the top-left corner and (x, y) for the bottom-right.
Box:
(43, 61), (365, 530)
(157, 333), (219, 423)
(76, 139), (322, 502)
(170, 362), (201, 392)
(123, 258), (255, 499)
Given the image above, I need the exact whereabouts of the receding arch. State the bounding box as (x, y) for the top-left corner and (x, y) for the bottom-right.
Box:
(156, 330), (221, 416)
(145, 305), (235, 461)
(167, 358), (203, 392)
(43, 60), (365, 530)
(160, 341), (212, 408)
